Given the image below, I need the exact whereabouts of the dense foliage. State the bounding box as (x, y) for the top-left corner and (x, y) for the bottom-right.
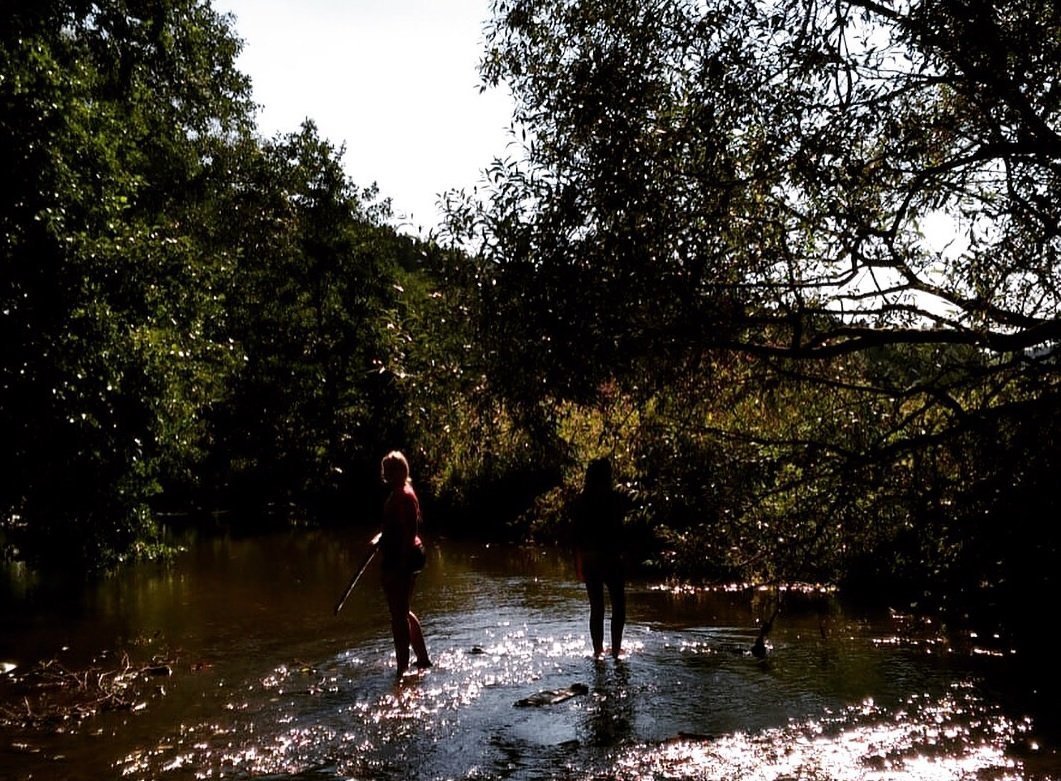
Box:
(442, 0), (1061, 647)
(0, 1), (453, 563)
(1, 0), (256, 563)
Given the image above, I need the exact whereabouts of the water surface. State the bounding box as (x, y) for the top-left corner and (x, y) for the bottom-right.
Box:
(1, 528), (1058, 779)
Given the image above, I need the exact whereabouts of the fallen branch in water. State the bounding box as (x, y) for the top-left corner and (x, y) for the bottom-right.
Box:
(0, 650), (177, 731)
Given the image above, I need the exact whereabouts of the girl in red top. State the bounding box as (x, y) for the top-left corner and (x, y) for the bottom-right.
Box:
(379, 450), (431, 677)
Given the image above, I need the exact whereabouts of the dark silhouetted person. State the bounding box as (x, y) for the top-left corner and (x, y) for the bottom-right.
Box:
(379, 450), (431, 677)
(572, 457), (630, 659)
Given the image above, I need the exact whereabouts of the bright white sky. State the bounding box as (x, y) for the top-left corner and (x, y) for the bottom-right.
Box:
(210, 0), (515, 235)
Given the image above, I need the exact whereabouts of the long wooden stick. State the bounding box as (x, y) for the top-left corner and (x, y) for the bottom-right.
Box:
(334, 532), (382, 615)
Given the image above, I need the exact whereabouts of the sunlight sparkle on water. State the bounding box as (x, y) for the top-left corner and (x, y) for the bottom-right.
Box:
(605, 685), (1025, 781)
(89, 540), (1051, 781)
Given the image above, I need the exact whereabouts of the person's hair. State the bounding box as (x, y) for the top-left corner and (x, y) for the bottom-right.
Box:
(381, 450), (411, 485)
(584, 457), (612, 491)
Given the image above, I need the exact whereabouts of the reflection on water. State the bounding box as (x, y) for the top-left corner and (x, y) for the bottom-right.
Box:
(1, 528), (1058, 780)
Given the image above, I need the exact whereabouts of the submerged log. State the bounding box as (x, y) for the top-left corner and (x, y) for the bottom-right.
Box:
(514, 682), (589, 707)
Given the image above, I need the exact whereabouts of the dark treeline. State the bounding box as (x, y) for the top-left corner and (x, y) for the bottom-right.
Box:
(3, 0), (1060, 669)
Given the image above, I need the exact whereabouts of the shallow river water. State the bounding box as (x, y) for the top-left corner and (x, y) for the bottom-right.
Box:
(2, 527), (1060, 780)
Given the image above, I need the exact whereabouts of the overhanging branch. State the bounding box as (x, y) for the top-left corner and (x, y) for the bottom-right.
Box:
(723, 317), (1061, 359)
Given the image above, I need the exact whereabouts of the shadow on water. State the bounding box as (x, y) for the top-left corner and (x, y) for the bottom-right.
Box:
(2, 527), (1060, 780)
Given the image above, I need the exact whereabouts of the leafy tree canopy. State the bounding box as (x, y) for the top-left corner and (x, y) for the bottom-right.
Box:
(1, 0), (255, 564)
(440, 0), (1061, 642)
(459, 0), (1059, 410)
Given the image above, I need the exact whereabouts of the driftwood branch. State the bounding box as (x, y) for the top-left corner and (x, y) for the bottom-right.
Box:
(0, 651), (176, 730)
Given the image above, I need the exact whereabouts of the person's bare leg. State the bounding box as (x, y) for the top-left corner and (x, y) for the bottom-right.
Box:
(607, 575), (626, 658)
(408, 611), (431, 667)
(586, 578), (605, 656)
(384, 578), (411, 675)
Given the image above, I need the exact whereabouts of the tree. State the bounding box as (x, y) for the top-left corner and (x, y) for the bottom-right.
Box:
(455, 0), (1060, 618)
(0, 0), (255, 564)
(202, 122), (414, 517)
(472, 0), (1059, 366)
